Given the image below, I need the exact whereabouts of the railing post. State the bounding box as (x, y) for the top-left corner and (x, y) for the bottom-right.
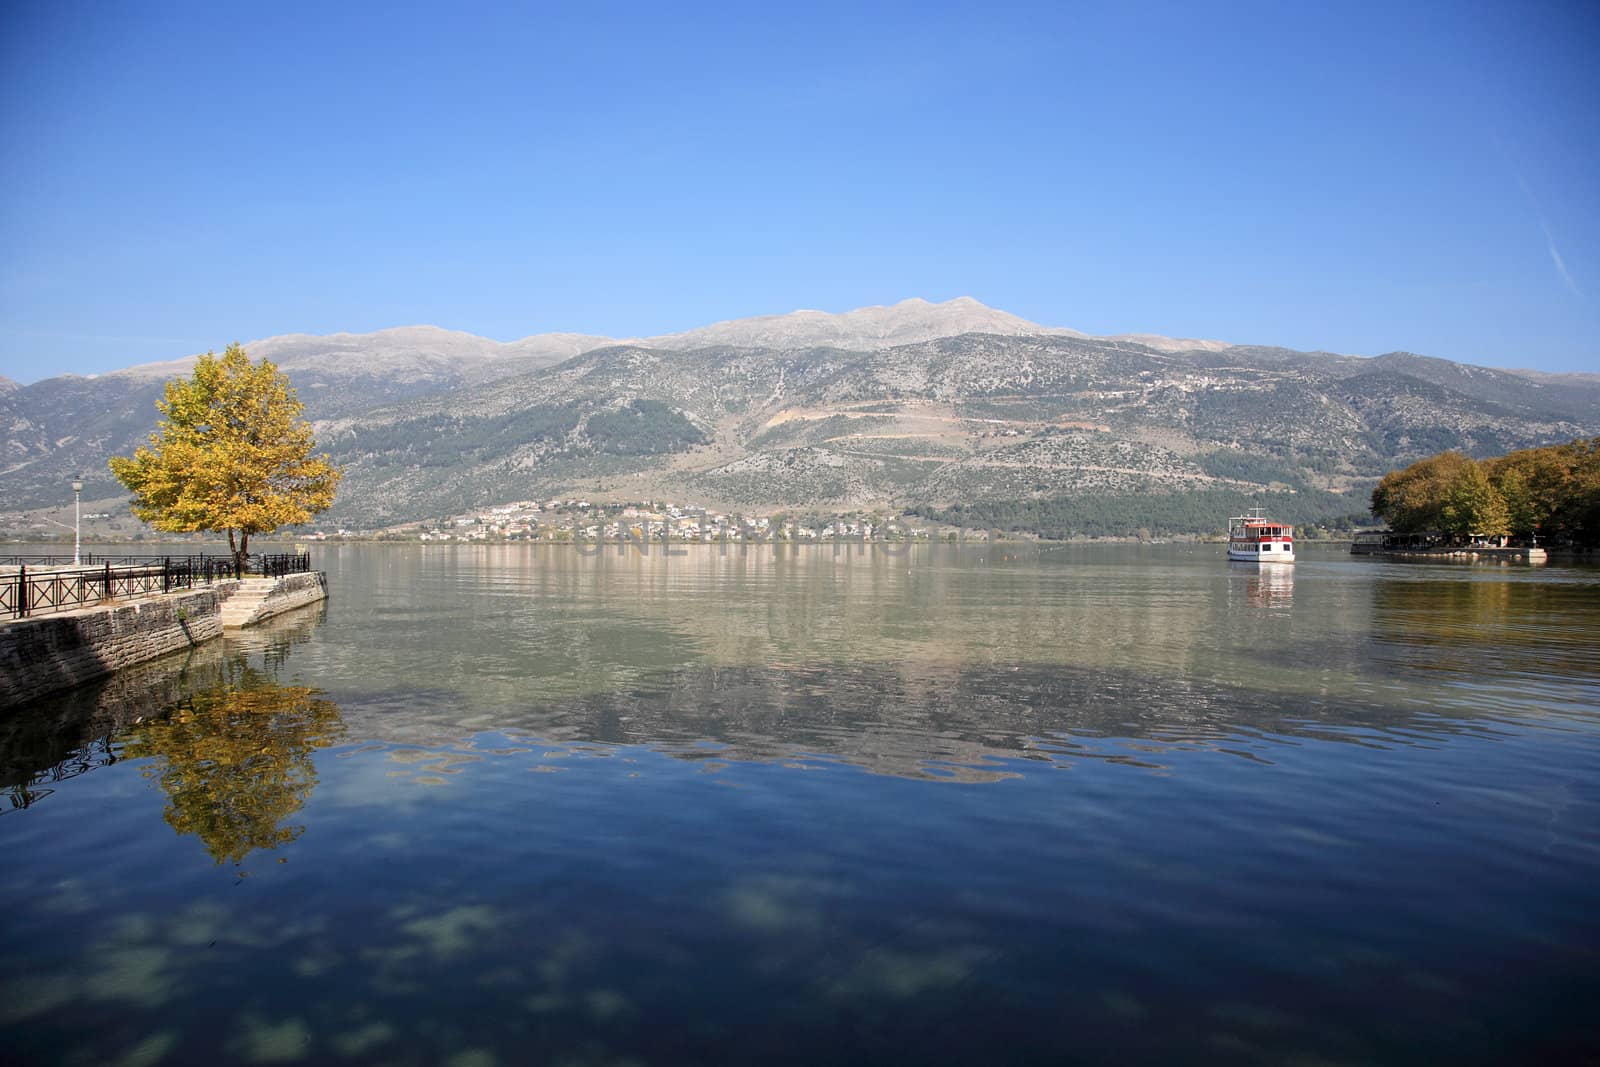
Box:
(103, 562), (111, 601)
(16, 565), (26, 618)
(162, 558), (170, 594)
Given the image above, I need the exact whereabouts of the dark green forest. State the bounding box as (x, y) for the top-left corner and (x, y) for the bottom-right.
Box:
(586, 400), (707, 455)
(327, 406), (580, 469)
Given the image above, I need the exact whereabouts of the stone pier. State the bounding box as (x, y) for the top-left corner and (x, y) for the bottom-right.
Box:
(0, 572), (327, 708)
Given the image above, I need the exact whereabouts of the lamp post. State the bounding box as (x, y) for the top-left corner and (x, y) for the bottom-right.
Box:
(71, 476), (83, 566)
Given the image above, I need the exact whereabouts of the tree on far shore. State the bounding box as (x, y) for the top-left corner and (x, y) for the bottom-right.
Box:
(1372, 438), (1600, 544)
(109, 343), (341, 568)
(1370, 451), (1479, 533)
(1437, 461), (1509, 538)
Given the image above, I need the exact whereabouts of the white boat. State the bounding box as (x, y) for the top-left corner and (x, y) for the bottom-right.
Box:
(1227, 509), (1295, 563)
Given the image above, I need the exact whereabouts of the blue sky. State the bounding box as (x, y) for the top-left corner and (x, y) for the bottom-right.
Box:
(1, 0), (1596, 382)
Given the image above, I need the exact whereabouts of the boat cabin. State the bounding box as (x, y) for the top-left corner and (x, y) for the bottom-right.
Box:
(1227, 512), (1296, 561)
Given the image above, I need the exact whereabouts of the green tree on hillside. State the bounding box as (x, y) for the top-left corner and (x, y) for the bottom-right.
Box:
(109, 344), (342, 569)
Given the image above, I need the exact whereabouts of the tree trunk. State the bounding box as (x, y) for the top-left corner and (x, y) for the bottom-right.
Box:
(236, 531), (251, 575)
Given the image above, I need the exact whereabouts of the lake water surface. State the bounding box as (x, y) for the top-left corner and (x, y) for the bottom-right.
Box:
(3, 543), (1598, 1065)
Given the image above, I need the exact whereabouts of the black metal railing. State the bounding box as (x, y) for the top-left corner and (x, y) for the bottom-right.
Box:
(3, 561), (187, 619)
(3, 735), (119, 816)
(255, 553), (311, 578)
(1, 553), (312, 619)
(0, 552), (236, 568)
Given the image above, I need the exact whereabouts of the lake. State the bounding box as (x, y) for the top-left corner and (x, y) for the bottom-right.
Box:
(3, 543), (1598, 1065)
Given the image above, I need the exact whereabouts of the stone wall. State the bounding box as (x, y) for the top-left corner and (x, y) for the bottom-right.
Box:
(1, 634), (235, 787)
(245, 571), (329, 626)
(1, 583), (240, 707)
(2, 570), (331, 708)
(2, 601), (328, 796)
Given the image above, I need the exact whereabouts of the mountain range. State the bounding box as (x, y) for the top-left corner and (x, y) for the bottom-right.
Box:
(4, 298), (1598, 536)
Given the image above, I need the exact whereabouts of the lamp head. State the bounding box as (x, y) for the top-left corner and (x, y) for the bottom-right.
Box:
(71, 477), (83, 493)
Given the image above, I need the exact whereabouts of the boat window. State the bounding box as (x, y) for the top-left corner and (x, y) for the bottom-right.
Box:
(1260, 543), (1270, 551)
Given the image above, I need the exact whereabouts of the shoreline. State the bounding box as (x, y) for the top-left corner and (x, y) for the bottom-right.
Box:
(1, 571), (327, 707)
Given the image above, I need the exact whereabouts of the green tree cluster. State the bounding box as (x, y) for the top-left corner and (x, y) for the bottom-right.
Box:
(329, 406), (580, 469)
(585, 399), (706, 455)
(1370, 451), (1507, 537)
(1370, 438), (1600, 544)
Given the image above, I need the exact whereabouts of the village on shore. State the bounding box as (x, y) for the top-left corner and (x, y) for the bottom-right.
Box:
(5, 496), (1222, 547)
(368, 500), (972, 544)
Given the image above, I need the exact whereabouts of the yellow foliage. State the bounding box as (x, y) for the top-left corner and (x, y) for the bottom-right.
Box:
(1373, 437), (1600, 541)
(123, 669), (345, 865)
(108, 343), (341, 557)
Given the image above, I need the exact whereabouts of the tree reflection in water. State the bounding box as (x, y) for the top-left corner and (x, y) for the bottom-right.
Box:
(122, 666), (343, 865)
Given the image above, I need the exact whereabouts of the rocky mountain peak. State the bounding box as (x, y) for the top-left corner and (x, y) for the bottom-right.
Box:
(636, 296), (1085, 353)
(69, 298), (1249, 389)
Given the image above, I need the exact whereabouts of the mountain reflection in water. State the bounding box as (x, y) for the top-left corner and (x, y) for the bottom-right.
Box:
(3, 567), (1553, 808)
(9, 549), (1597, 799)
(1, 546), (1596, 1066)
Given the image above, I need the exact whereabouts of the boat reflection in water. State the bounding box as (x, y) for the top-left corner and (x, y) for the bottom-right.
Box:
(1248, 561), (1294, 607)
(1228, 558), (1295, 608)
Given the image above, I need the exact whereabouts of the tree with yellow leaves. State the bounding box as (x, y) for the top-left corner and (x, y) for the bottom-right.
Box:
(109, 343), (341, 569)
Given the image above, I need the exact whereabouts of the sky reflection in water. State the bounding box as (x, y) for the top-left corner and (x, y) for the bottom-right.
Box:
(2, 544), (1598, 1065)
